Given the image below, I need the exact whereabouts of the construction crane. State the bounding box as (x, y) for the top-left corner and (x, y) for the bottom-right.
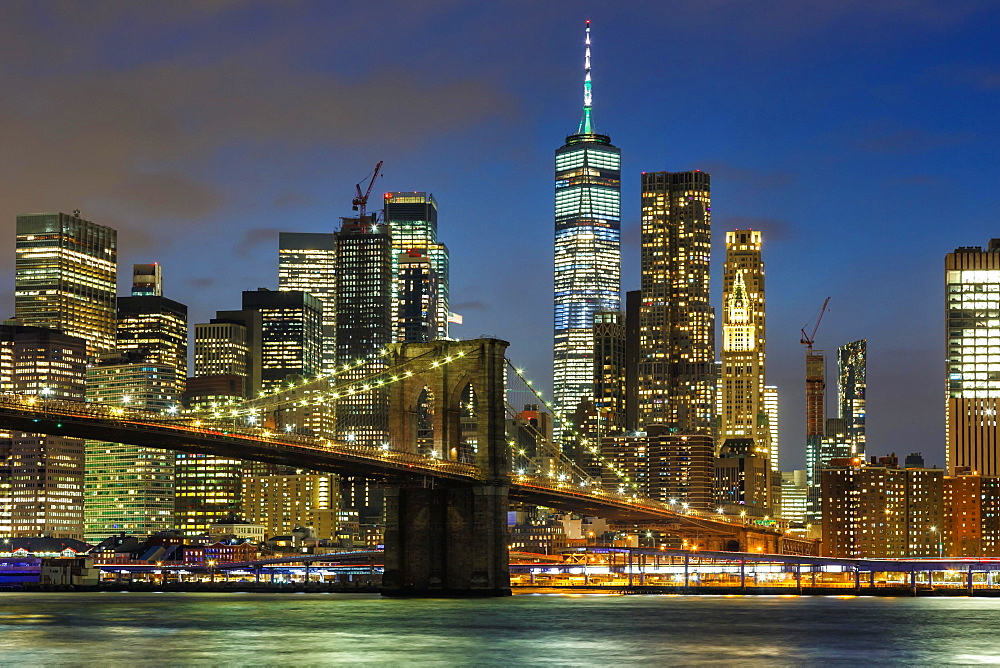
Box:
(352, 160), (384, 221)
(800, 297), (831, 351)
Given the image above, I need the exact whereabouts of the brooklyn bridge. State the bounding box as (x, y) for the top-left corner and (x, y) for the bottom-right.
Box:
(0, 338), (812, 596)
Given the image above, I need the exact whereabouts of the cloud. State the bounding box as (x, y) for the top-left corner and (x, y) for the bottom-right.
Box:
(237, 228), (285, 257)
(187, 277), (216, 289)
(451, 300), (489, 312)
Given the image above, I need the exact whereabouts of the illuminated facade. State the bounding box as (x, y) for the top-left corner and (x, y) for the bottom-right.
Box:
(384, 192), (449, 340)
(638, 170), (713, 433)
(116, 295), (188, 391)
(334, 216), (393, 445)
(84, 362), (178, 541)
(591, 310), (627, 439)
(764, 386), (779, 470)
(194, 310), (262, 398)
(279, 232), (337, 374)
(946, 242), (1000, 476)
(242, 474), (340, 540)
(719, 231), (768, 465)
(396, 250), (438, 343)
(553, 22), (621, 426)
(601, 427), (714, 509)
(821, 456), (944, 559)
(838, 339), (866, 458)
(242, 289), (322, 393)
(15, 212), (117, 356)
(0, 326), (87, 539)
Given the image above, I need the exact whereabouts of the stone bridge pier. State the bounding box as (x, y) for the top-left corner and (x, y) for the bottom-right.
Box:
(381, 338), (512, 597)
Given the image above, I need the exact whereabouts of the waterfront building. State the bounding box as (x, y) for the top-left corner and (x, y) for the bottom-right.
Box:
(242, 474), (340, 540)
(553, 22), (621, 428)
(943, 471), (1000, 558)
(821, 455), (944, 558)
(384, 192), (449, 340)
(14, 212), (117, 356)
(0, 326), (87, 539)
(279, 232), (337, 374)
(637, 170), (713, 434)
(84, 361), (178, 542)
(946, 241), (1000, 476)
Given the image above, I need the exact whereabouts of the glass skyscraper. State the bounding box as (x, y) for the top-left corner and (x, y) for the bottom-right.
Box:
(15, 211), (117, 356)
(553, 22), (621, 424)
(946, 241), (1000, 476)
(384, 192), (449, 341)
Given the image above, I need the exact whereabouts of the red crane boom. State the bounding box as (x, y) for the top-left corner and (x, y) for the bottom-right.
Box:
(352, 160), (384, 220)
(800, 297), (831, 350)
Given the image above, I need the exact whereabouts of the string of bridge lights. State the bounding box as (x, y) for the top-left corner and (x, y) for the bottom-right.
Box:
(186, 347), (469, 420)
(506, 363), (641, 494)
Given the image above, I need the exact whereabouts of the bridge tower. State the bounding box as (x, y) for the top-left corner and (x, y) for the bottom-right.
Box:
(382, 337), (511, 596)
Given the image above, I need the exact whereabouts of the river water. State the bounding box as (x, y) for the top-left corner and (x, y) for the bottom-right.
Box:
(1, 592), (998, 665)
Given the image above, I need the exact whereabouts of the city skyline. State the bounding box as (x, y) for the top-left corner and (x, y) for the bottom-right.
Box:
(2, 3), (1000, 469)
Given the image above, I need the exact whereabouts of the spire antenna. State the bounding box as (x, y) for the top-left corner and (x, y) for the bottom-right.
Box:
(578, 20), (593, 135)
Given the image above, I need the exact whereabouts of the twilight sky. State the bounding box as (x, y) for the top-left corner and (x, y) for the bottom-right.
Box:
(1, 0), (999, 469)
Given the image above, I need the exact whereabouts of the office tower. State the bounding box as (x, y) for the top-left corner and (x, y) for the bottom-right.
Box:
(334, 216), (393, 444)
(193, 310), (262, 398)
(279, 232), (337, 374)
(601, 427), (714, 509)
(804, 351), (826, 487)
(0, 326), (87, 539)
(242, 474), (340, 540)
(719, 231), (768, 464)
(714, 439), (769, 510)
(242, 289), (322, 393)
(396, 250), (438, 343)
(553, 22), (621, 427)
(84, 361), (178, 541)
(779, 470), (809, 524)
(132, 263), (162, 296)
(625, 290), (641, 432)
(591, 310), (626, 439)
(384, 192), (449, 340)
(946, 242), (1000, 476)
(116, 294), (188, 391)
(838, 339), (866, 457)
(821, 456), (944, 558)
(638, 170), (713, 433)
(14, 212), (117, 356)
(764, 386), (779, 471)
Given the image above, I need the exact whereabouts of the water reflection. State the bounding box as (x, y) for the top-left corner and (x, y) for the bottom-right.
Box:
(0, 593), (998, 665)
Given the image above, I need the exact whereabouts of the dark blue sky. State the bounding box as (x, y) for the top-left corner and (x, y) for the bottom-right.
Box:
(1, 0), (999, 469)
